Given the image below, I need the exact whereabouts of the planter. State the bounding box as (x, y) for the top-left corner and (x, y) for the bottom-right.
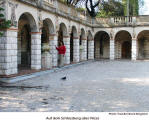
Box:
(41, 52), (52, 69)
(79, 45), (84, 51)
(79, 45), (84, 61)
(42, 43), (50, 52)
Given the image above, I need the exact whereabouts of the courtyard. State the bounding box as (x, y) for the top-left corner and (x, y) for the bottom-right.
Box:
(0, 60), (149, 112)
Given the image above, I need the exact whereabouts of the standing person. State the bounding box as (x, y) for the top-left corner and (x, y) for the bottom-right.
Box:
(56, 41), (66, 67)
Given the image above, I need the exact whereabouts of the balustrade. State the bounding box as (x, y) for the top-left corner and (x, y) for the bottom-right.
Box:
(57, 1), (69, 14)
(44, 0), (54, 5)
(112, 16), (134, 25)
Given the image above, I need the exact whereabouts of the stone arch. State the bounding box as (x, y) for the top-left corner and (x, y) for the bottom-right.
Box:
(43, 18), (55, 34)
(56, 22), (68, 66)
(58, 22), (67, 46)
(59, 22), (67, 36)
(72, 26), (78, 37)
(41, 18), (54, 44)
(115, 30), (132, 59)
(114, 29), (133, 39)
(135, 27), (149, 38)
(17, 12), (38, 70)
(18, 12), (38, 32)
(70, 26), (78, 62)
(94, 31), (110, 59)
(80, 28), (86, 39)
(94, 29), (111, 38)
(41, 18), (55, 68)
(88, 30), (93, 41)
(137, 30), (149, 59)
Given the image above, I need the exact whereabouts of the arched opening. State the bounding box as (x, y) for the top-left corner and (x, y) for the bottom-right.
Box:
(70, 33), (73, 62)
(41, 19), (54, 51)
(122, 41), (131, 59)
(57, 23), (67, 65)
(94, 31), (110, 59)
(18, 13), (37, 71)
(87, 30), (93, 59)
(115, 30), (132, 59)
(87, 37), (89, 59)
(41, 20), (49, 45)
(41, 19), (54, 68)
(70, 26), (77, 63)
(137, 30), (149, 59)
(80, 28), (86, 61)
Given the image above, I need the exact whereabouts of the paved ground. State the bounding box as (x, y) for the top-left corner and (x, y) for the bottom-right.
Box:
(0, 60), (149, 112)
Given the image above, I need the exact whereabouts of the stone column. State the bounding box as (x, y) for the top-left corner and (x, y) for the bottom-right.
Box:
(131, 38), (137, 60)
(110, 39), (115, 60)
(63, 35), (70, 65)
(0, 28), (18, 76)
(88, 40), (94, 59)
(31, 32), (41, 70)
(49, 34), (58, 67)
(73, 37), (80, 62)
(82, 39), (87, 61)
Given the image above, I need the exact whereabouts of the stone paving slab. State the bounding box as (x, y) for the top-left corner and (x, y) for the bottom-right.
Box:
(0, 60), (149, 112)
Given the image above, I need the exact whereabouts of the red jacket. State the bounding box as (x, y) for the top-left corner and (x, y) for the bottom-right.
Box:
(56, 45), (66, 55)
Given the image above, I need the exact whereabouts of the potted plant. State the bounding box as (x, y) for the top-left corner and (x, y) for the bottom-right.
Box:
(79, 45), (84, 51)
(41, 43), (52, 69)
(42, 43), (50, 53)
(79, 45), (84, 61)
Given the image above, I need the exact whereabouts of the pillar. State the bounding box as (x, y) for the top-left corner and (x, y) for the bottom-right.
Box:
(131, 38), (137, 60)
(31, 32), (41, 70)
(49, 33), (58, 67)
(110, 39), (115, 60)
(0, 28), (18, 76)
(63, 35), (70, 65)
(73, 37), (80, 62)
(88, 40), (94, 59)
(82, 39), (87, 60)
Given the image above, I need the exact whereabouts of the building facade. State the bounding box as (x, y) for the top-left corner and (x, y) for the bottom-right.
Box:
(0, 0), (149, 76)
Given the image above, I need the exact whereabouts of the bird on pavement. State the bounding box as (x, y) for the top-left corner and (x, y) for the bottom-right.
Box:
(61, 76), (66, 80)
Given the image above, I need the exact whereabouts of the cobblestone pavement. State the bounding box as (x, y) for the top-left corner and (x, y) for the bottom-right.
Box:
(1, 60), (149, 112)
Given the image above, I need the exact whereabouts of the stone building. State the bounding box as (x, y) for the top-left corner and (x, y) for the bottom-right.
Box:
(0, 0), (149, 76)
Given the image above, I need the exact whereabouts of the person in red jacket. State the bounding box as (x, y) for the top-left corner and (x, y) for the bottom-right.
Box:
(56, 41), (66, 67)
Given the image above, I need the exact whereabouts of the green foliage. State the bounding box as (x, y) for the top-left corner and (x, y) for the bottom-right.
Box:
(0, 7), (11, 36)
(97, 0), (143, 18)
(123, 0), (144, 16)
(97, 0), (124, 18)
(59, 0), (67, 4)
(76, 7), (85, 12)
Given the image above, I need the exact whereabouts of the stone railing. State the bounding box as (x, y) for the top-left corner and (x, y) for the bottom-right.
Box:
(57, 1), (69, 14)
(17, 0), (92, 25)
(44, 0), (54, 5)
(44, 0), (90, 23)
(111, 16), (136, 26)
(94, 18), (111, 27)
(70, 7), (78, 18)
(136, 15), (149, 26)
(94, 16), (137, 27)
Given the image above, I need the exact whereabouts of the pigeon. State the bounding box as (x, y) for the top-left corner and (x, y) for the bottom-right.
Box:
(61, 76), (66, 80)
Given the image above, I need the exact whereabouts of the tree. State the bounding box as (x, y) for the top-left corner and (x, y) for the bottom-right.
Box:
(66, 0), (100, 17)
(65, 0), (144, 17)
(123, 0), (144, 16)
(0, 7), (11, 36)
(97, 0), (124, 17)
(97, 0), (144, 17)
